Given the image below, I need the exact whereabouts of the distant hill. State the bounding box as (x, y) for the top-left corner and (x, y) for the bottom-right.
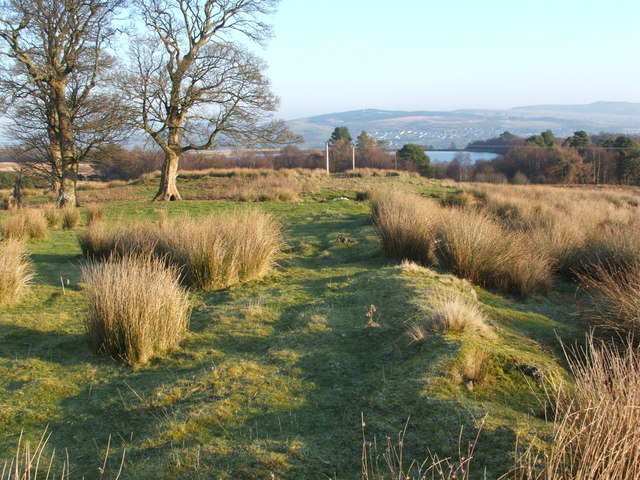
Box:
(288, 102), (640, 149)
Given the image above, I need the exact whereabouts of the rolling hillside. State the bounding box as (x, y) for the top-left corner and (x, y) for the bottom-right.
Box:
(288, 101), (640, 149)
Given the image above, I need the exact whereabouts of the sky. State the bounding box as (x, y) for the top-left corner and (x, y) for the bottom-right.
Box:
(260, 0), (640, 120)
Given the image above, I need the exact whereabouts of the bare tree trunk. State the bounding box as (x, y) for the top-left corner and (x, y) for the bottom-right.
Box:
(153, 149), (182, 201)
(56, 90), (78, 208)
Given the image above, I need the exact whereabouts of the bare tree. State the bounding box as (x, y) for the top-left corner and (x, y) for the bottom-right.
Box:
(122, 0), (301, 201)
(0, 0), (124, 206)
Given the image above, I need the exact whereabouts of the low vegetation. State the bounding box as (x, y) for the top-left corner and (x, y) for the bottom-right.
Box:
(61, 206), (81, 230)
(1, 171), (639, 478)
(0, 239), (33, 307)
(82, 254), (191, 365)
(511, 336), (640, 480)
(1, 208), (48, 241)
(78, 209), (282, 291)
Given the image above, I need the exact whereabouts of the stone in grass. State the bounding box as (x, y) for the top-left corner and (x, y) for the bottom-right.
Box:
(335, 234), (358, 245)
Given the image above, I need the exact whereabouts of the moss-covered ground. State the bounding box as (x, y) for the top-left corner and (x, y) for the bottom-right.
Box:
(0, 172), (588, 479)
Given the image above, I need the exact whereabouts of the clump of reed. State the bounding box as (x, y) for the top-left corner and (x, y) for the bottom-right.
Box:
(436, 210), (552, 296)
(0, 240), (34, 308)
(85, 203), (106, 226)
(164, 210), (283, 290)
(370, 189), (442, 266)
(578, 261), (640, 338)
(78, 210), (282, 291)
(1, 208), (48, 241)
(61, 206), (81, 230)
(82, 254), (191, 365)
(41, 203), (63, 228)
(511, 335), (640, 480)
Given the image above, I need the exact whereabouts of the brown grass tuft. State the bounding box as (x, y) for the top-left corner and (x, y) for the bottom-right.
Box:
(41, 203), (63, 228)
(511, 335), (640, 479)
(82, 254), (191, 365)
(85, 203), (106, 226)
(1, 208), (48, 241)
(371, 189), (442, 265)
(427, 290), (494, 338)
(61, 206), (81, 230)
(78, 210), (282, 292)
(0, 240), (34, 308)
(578, 262), (640, 337)
(165, 210), (283, 291)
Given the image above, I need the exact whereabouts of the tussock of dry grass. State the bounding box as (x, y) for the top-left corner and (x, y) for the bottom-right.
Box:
(373, 188), (552, 296)
(234, 176), (301, 202)
(0, 240), (34, 308)
(436, 210), (552, 296)
(85, 203), (106, 226)
(467, 183), (640, 282)
(41, 203), (63, 228)
(371, 190), (442, 265)
(165, 210), (282, 290)
(78, 210), (282, 291)
(1, 208), (48, 241)
(512, 336), (640, 479)
(61, 207), (81, 230)
(82, 255), (191, 365)
(422, 290), (494, 338)
(450, 348), (491, 386)
(578, 262), (640, 337)
(77, 222), (159, 260)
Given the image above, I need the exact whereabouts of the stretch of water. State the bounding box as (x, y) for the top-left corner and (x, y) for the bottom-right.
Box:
(426, 151), (499, 163)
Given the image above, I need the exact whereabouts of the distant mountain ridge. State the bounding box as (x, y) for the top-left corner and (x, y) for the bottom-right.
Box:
(287, 102), (640, 149)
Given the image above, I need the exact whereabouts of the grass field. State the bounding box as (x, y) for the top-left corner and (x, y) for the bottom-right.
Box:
(0, 170), (632, 479)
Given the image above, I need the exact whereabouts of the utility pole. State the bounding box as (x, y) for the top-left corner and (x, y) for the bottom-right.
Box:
(352, 145), (355, 170)
(394, 151), (398, 170)
(326, 142), (330, 173)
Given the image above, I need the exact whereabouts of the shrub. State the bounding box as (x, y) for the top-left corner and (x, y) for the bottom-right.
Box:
(61, 207), (81, 230)
(82, 255), (191, 365)
(1, 208), (48, 241)
(0, 240), (34, 308)
(371, 190), (442, 265)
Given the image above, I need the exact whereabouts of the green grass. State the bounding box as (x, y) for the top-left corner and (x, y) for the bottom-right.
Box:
(0, 174), (590, 479)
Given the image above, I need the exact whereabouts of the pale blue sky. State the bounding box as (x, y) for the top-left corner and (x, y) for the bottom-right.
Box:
(261, 0), (640, 119)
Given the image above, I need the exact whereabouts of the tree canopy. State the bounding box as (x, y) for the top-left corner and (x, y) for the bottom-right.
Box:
(119, 0), (300, 201)
(329, 127), (352, 145)
(398, 144), (433, 177)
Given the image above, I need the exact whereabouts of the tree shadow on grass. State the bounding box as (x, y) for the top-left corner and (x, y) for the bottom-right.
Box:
(5, 211), (525, 479)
